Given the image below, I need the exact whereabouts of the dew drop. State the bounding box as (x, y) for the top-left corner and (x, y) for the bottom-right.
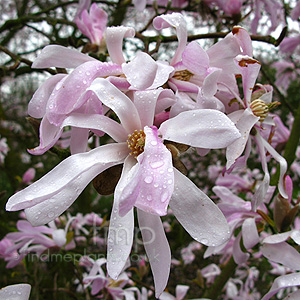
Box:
(150, 161), (164, 169)
(150, 140), (158, 146)
(167, 168), (173, 173)
(144, 176), (153, 184)
(48, 211), (55, 218)
(161, 191), (169, 203)
(147, 195), (152, 201)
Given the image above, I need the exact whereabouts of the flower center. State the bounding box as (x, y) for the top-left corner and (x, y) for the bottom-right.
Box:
(127, 130), (146, 157)
(250, 99), (280, 122)
(173, 69), (194, 81)
(250, 99), (269, 122)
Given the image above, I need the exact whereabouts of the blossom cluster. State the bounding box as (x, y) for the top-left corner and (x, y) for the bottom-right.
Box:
(1, 1), (300, 299)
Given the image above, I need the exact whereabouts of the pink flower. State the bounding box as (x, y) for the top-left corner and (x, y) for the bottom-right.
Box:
(6, 78), (240, 297)
(75, 3), (108, 46)
(279, 35), (300, 54)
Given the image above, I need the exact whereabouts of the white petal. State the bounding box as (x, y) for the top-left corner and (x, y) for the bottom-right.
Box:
(226, 108), (259, 169)
(242, 218), (260, 249)
(89, 78), (141, 133)
(32, 45), (96, 68)
(170, 169), (230, 246)
(106, 26), (135, 65)
(160, 109), (240, 149)
(261, 242), (300, 270)
(233, 232), (250, 264)
(137, 209), (171, 298)
(107, 156), (135, 280)
(6, 143), (128, 212)
(261, 273), (300, 300)
(0, 284), (31, 300)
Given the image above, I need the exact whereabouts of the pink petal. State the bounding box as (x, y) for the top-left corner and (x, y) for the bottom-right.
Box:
(153, 13), (187, 66)
(160, 109), (240, 149)
(119, 126), (174, 216)
(234, 55), (261, 105)
(106, 26), (135, 65)
(232, 26), (253, 56)
(170, 169), (230, 246)
(182, 41), (209, 76)
(137, 209), (171, 298)
(46, 61), (122, 126)
(28, 74), (66, 118)
(6, 143), (129, 212)
(134, 126), (174, 215)
(32, 45), (96, 69)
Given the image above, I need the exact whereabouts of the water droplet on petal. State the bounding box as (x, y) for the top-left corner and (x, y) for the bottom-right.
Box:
(147, 195), (152, 201)
(150, 161), (164, 169)
(151, 140), (158, 146)
(48, 211), (55, 218)
(144, 176), (153, 184)
(161, 191), (169, 203)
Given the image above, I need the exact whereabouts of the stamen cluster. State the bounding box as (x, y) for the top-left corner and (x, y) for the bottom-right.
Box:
(250, 99), (269, 122)
(127, 130), (146, 157)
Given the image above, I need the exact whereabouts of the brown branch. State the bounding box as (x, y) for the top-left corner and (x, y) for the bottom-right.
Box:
(0, 45), (57, 75)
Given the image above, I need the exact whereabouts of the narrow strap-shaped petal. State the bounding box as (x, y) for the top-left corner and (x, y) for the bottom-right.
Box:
(32, 45), (97, 68)
(226, 108), (259, 169)
(261, 273), (300, 300)
(63, 113), (128, 142)
(160, 109), (240, 149)
(107, 155), (135, 280)
(70, 127), (89, 154)
(233, 232), (250, 264)
(262, 136), (288, 199)
(261, 242), (300, 270)
(170, 169), (230, 246)
(119, 126), (174, 217)
(89, 78), (141, 133)
(46, 61), (122, 125)
(242, 218), (260, 250)
(28, 74), (66, 118)
(0, 284), (31, 300)
(28, 116), (63, 155)
(6, 143), (128, 212)
(106, 26), (135, 65)
(153, 13), (187, 66)
(132, 126), (174, 216)
(137, 209), (171, 298)
(234, 55), (261, 106)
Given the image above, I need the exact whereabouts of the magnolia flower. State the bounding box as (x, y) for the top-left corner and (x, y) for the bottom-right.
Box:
(224, 55), (287, 210)
(2, 218), (75, 268)
(75, 3), (108, 47)
(0, 284), (31, 300)
(6, 78), (240, 296)
(152, 14), (252, 114)
(204, 186), (263, 264)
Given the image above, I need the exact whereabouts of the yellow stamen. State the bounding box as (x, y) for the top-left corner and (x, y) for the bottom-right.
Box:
(127, 130), (146, 157)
